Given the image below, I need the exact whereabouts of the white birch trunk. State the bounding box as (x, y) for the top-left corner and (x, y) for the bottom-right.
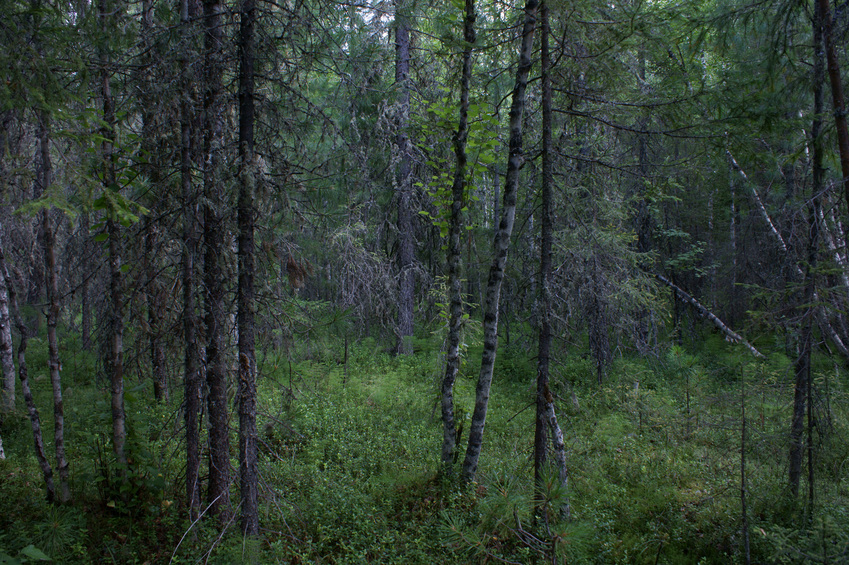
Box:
(0, 271), (14, 412)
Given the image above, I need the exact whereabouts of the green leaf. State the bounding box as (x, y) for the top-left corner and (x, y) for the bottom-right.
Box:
(19, 546), (50, 561)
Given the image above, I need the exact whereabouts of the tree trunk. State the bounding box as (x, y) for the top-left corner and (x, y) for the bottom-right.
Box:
(394, 0), (415, 355)
(141, 0), (168, 403)
(440, 0), (475, 472)
(107, 216), (126, 470)
(180, 0), (202, 520)
(38, 113), (70, 503)
(202, 0), (230, 520)
(817, 0), (849, 234)
(534, 0), (553, 517)
(535, 7), (569, 521)
(100, 0), (126, 471)
(146, 218), (167, 402)
(0, 223), (54, 501)
(0, 257), (14, 412)
(238, 0), (259, 536)
(462, 0), (538, 483)
(791, 3), (825, 499)
(656, 274), (764, 358)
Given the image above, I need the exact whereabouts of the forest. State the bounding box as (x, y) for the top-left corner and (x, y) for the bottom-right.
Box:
(1, 0), (848, 562)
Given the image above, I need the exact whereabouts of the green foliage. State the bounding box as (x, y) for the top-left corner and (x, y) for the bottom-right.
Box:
(0, 544), (51, 564)
(416, 94), (498, 241)
(4, 315), (849, 564)
(767, 514), (849, 564)
(32, 506), (85, 561)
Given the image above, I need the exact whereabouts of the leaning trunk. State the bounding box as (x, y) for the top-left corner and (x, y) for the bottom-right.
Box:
(462, 0), (538, 483)
(0, 223), (54, 501)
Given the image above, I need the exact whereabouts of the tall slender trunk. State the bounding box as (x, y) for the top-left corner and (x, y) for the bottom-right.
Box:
(107, 216), (126, 469)
(394, 0), (415, 354)
(100, 0), (126, 470)
(0, 115), (12, 412)
(534, 4), (569, 522)
(0, 223), (54, 501)
(237, 0), (258, 535)
(146, 218), (167, 402)
(791, 3), (825, 499)
(0, 258), (14, 412)
(180, 0), (201, 520)
(80, 212), (92, 352)
(141, 0), (167, 402)
(202, 0), (230, 520)
(440, 0), (476, 472)
(741, 368), (751, 565)
(462, 0), (538, 483)
(37, 114), (71, 503)
(816, 0), (849, 234)
(534, 0), (552, 512)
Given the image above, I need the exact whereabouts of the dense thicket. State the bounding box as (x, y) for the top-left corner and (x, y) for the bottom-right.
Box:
(1, 0), (848, 562)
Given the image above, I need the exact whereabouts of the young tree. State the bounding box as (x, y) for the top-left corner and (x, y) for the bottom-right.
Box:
(440, 0), (476, 472)
(462, 0), (539, 483)
(38, 113), (71, 503)
(0, 223), (54, 500)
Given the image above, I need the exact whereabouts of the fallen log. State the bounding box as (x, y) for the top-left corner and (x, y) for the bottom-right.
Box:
(657, 274), (765, 359)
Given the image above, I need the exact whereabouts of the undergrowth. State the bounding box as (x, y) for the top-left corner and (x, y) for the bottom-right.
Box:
(0, 331), (847, 563)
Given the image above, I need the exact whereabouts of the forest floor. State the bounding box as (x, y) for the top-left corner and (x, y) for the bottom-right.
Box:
(1, 333), (848, 563)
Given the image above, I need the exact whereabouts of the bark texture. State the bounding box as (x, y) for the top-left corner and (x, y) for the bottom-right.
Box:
(0, 223), (54, 501)
(140, 2), (168, 403)
(0, 262), (14, 412)
(180, 0), (201, 520)
(462, 0), (538, 483)
(534, 0), (553, 510)
(202, 0), (230, 520)
(440, 0), (475, 471)
(394, 0), (415, 354)
(238, 0), (259, 535)
(38, 113), (70, 503)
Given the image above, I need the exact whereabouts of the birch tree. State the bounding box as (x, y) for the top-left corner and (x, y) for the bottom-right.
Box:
(440, 0), (476, 472)
(462, 0), (539, 483)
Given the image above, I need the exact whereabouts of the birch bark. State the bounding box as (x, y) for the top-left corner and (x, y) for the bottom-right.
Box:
(462, 0), (539, 483)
